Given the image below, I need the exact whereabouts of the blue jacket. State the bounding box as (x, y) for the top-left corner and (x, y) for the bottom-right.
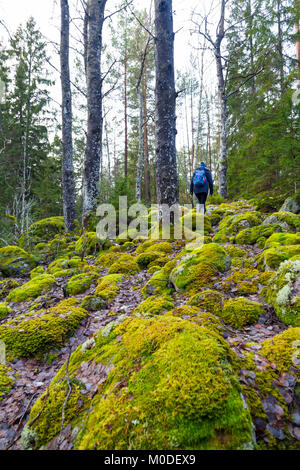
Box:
(190, 164), (214, 195)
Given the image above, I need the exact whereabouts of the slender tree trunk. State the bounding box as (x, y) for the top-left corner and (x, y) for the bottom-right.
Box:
(215, 0), (228, 198)
(143, 79), (151, 205)
(154, 0), (179, 214)
(60, 0), (76, 231)
(276, 0), (284, 95)
(82, 0), (107, 225)
(124, 47), (128, 178)
(296, 0), (300, 89)
(136, 87), (144, 202)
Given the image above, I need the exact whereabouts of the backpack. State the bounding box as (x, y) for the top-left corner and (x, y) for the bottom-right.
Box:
(193, 169), (207, 191)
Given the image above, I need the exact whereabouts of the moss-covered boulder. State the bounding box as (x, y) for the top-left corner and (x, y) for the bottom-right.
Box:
(22, 315), (254, 450)
(219, 268), (262, 295)
(0, 279), (21, 300)
(264, 232), (300, 249)
(0, 299), (88, 359)
(0, 365), (14, 401)
(0, 246), (36, 276)
(180, 210), (212, 235)
(235, 225), (282, 247)
(189, 289), (225, 315)
(136, 251), (161, 268)
(219, 298), (265, 328)
(80, 296), (108, 312)
(6, 274), (56, 303)
(108, 254), (140, 276)
(262, 259), (300, 326)
(134, 295), (174, 315)
(170, 243), (231, 293)
(94, 274), (123, 301)
(20, 217), (65, 247)
(0, 302), (12, 319)
(75, 232), (102, 256)
(256, 245), (300, 271)
(279, 197), (300, 214)
(262, 211), (300, 233)
(213, 211), (262, 243)
(65, 271), (98, 296)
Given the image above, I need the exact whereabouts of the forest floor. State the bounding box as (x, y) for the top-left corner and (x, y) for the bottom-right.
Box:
(0, 204), (298, 450)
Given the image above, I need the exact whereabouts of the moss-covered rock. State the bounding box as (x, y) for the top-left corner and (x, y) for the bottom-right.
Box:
(134, 295), (174, 315)
(189, 289), (225, 315)
(21, 217), (65, 246)
(219, 298), (265, 328)
(264, 232), (300, 249)
(0, 246), (36, 276)
(108, 254), (140, 276)
(170, 243), (231, 293)
(256, 245), (300, 271)
(279, 197), (300, 215)
(262, 211), (300, 233)
(30, 265), (45, 279)
(0, 299), (88, 359)
(219, 268), (262, 295)
(235, 225), (282, 246)
(136, 251), (161, 268)
(0, 279), (21, 299)
(0, 365), (14, 401)
(80, 296), (108, 312)
(0, 302), (12, 319)
(65, 271), (98, 296)
(6, 274), (56, 303)
(262, 259), (300, 326)
(216, 211), (262, 240)
(224, 245), (246, 258)
(144, 241), (174, 254)
(180, 210), (212, 235)
(23, 315), (254, 450)
(94, 274), (123, 301)
(75, 232), (102, 256)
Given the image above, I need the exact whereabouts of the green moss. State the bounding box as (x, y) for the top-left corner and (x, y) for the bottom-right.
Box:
(0, 300), (88, 359)
(142, 269), (172, 298)
(75, 232), (102, 256)
(219, 298), (265, 328)
(30, 266), (45, 279)
(108, 254), (140, 276)
(0, 302), (12, 319)
(6, 274), (56, 303)
(21, 217), (65, 246)
(96, 252), (121, 267)
(0, 245), (36, 276)
(189, 289), (225, 314)
(264, 232), (300, 249)
(144, 242), (174, 254)
(0, 279), (21, 299)
(220, 211), (262, 235)
(65, 271), (98, 296)
(256, 245), (300, 270)
(224, 245), (246, 258)
(260, 328), (300, 372)
(134, 296), (174, 315)
(180, 211), (212, 235)
(0, 365), (14, 400)
(235, 225), (282, 246)
(170, 243), (231, 293)
(136, 251), (161, 268)
(167, 305), (200, 318)
(95, 274), (123, 301)
(21, 379), (88, 449)
(135, 240), (158, 254)
(80, 295), (107, 312)
(262, 259), (300, 326)
(220, 268), (261, 295)
(262, 211), (300, 233)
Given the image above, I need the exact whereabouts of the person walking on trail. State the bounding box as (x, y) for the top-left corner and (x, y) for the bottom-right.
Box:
(190, 162), (214, 214)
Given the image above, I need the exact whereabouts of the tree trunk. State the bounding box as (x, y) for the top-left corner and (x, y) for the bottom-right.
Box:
(215, 0), (228, 198)
(143, 79), (151, 205)
(82, 0), (107, 225)
(60, 0), (76, 232)
(136, 87), (144, 202)
(124, 42), (128, 178)
(296, 0), (300, 89)
(154, 0), (179, 214)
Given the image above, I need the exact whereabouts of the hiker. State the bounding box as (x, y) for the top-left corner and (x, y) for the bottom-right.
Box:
(190, 162), (214, 214)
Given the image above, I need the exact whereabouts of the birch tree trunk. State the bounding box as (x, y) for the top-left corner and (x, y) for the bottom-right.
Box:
(82, 0), (107, 226)
(60, 0), (76, 232)
(154, 0), (179, 215)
